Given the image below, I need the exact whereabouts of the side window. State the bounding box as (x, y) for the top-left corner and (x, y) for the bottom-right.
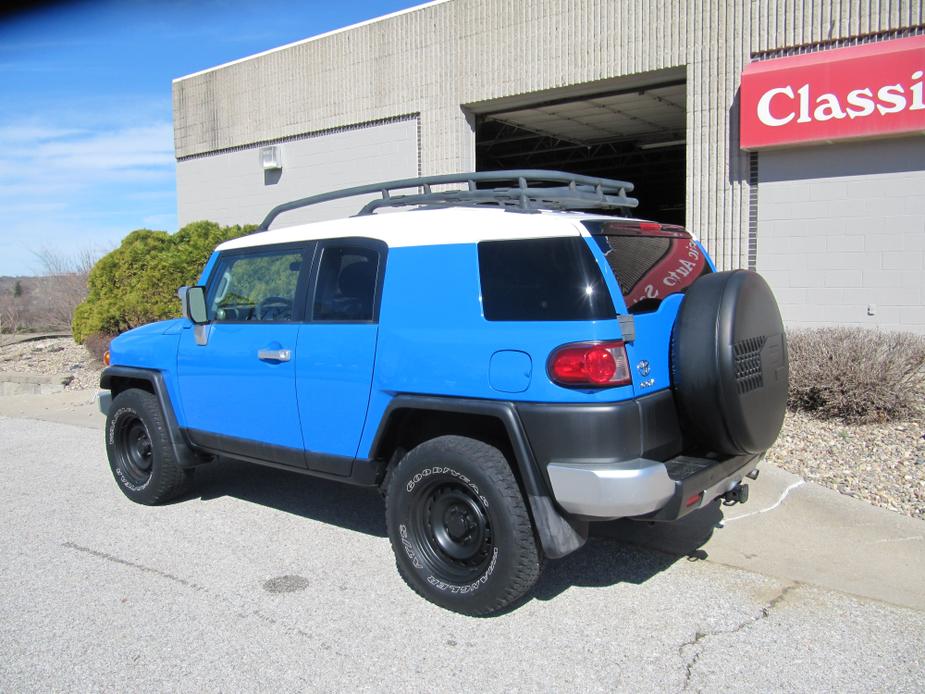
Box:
(209, 249), (305, 322)
(312, 245), (380, 322)
(478, 237), (616, 321)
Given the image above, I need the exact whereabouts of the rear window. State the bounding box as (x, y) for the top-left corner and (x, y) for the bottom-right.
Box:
(478, 237), (616, 321)
(585, 221), (711, 314)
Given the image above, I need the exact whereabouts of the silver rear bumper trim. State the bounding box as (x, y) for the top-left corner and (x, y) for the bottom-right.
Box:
(547, 458), (675, 519)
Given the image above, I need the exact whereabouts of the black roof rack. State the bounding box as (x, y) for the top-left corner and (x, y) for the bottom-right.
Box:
(258, 169), (637, 231)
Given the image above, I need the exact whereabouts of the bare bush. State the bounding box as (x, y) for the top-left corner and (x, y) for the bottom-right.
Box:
(787, 327), (925, 424)
(32, 246), (103, 330)
(83, 332), (115, 364)
(0, 294), (25, 334)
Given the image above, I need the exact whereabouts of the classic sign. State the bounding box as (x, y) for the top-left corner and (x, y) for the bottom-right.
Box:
(740, 35), (925, 150)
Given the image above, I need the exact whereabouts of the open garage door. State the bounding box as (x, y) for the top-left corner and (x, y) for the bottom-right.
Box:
(472, 77), (686, 225)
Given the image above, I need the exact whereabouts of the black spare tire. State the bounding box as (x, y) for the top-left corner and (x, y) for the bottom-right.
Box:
(671, 270), (789, 456)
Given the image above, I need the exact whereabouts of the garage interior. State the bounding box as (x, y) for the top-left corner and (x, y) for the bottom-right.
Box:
(471, 76), (687, 225)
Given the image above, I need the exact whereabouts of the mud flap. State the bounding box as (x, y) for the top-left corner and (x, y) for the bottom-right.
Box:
(528, 494), (588, 559)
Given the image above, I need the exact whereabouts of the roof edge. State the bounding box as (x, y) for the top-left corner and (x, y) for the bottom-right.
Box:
(173, 0), (451, 84)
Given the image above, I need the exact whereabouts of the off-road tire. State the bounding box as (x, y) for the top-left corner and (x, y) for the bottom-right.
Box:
(385, 435), (541, 616)
(105, 388), (193, 505)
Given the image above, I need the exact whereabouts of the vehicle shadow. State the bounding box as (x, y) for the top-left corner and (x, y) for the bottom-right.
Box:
(193, 458), (388, 538)
(191, 458), (725, 606)
(530, 503), (723, 603)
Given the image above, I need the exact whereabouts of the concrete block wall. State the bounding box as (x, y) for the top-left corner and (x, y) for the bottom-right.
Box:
(757, 137), (925, 333)
(177, 118), (419, 228)
(174, 1), (925, 271)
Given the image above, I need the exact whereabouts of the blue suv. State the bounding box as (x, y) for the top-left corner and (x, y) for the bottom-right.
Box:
(99, 171), (789, 615)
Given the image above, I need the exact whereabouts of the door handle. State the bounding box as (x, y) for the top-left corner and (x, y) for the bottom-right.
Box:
(258, 348), (291, 362)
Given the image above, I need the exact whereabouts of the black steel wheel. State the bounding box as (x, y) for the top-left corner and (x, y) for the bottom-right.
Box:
(105, 388), (193, 505)
(115, 415), (155, 487)
(410, 478), (495, 584)
(385, 435), (540, 616)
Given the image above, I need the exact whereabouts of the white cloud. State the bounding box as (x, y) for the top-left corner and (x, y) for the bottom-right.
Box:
(0, 115), (177, 275)
(0, 121), (173, 183)
(0, 124), (87, 144)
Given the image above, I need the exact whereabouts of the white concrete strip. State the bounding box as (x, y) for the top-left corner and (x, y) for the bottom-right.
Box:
(719, 480), (806, 527)
(869, 536), (924, 545)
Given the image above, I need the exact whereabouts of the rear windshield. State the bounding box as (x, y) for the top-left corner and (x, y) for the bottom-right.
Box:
(478, 237), (616, 321)
(584, 220), (711, 315)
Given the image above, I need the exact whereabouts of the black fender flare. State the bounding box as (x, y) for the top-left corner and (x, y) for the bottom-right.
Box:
(370, 395), (588, 559)
(100, 366), (207, 469)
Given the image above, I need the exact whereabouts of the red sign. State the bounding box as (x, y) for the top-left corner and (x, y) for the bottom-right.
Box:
(740, 35), (925, 150)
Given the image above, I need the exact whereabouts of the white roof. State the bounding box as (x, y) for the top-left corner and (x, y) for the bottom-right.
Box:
(217, 207), (623, 252)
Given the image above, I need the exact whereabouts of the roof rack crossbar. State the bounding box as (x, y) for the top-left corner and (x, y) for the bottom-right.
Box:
(356, 185), (634, 215)
(258, 169), (637, 231)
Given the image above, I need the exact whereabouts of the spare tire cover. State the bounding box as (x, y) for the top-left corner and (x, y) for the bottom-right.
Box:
(671, 270), (789, 456)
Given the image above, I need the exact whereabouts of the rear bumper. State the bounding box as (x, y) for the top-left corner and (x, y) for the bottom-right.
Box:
(547, 453), (760, 521)
(516, 391), (762, 521)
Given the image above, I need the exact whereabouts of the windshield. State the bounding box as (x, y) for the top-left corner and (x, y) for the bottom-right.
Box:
(584, 220), (711, 314)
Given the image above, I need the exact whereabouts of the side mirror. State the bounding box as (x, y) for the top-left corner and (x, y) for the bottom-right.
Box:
(182, 285), (209, 324)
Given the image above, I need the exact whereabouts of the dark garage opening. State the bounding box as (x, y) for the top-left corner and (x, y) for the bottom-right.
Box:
(472, 79), (686, 225)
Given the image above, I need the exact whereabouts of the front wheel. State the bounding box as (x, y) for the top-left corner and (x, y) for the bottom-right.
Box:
(385, 435), (541, 616)
(105, 388), (193, 505)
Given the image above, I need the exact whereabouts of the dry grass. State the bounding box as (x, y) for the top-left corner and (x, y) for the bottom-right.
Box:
(787, 327), (925, 424)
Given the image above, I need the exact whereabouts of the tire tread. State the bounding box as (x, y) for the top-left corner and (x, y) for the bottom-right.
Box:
(385, 435), (540, 616)
(106, 389), (193, 505)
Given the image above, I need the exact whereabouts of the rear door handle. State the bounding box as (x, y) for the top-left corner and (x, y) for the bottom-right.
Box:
(258, 348), (291, 362)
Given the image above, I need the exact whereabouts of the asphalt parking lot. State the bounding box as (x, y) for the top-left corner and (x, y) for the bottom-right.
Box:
(2, 415), (924, 692)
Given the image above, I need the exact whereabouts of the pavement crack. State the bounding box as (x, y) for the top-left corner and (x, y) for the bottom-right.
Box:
(679, 583), (798, 691)
(63, 541), (315, 643)
(62, 541), (207, 591)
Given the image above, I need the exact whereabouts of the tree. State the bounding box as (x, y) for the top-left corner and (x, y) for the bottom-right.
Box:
(33, 246), (101, 330)
(72, 220), (251, 342)
(13, 280), (22, 298)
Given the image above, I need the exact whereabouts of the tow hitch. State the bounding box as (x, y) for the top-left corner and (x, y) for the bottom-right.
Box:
(722, 483), (749, 505)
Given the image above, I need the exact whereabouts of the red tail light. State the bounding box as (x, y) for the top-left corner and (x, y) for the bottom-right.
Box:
(548, 340), (632, 387)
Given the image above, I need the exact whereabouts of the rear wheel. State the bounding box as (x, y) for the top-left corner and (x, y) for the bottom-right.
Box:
(385, 435), (540, 616)
(105, 388), (193, 505)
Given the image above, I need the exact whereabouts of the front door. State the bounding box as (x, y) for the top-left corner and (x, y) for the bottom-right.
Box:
(177, 242), (312, 466)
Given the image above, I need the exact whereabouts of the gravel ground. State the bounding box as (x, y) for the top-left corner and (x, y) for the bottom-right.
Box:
(0, 337), (101, 391)
(766, 411), (925, 521)
(1, 336), (923, 521)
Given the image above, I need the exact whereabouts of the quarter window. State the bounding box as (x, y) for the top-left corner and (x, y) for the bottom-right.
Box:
(478, 237), (616, 321)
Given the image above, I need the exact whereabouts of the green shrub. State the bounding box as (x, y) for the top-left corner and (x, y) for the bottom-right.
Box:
(72, 220), (251, 342)
(787, 327), (925, 424)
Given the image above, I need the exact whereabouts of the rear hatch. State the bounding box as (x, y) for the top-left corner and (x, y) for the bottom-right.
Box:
(583, 219), (712, 396)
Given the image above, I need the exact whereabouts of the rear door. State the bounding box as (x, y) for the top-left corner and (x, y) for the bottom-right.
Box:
(585, 220), (711, 396)
(295, 238), (386, 476)
(177, 243), (312, 465)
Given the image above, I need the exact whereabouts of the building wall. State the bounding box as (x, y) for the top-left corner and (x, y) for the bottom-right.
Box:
(177, 117), (419, 228)
(173, 0), (924, 268)
(757, 137), (925, 333)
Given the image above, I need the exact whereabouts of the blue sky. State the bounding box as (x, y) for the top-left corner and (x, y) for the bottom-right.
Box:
(0, 0), (425, 276)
